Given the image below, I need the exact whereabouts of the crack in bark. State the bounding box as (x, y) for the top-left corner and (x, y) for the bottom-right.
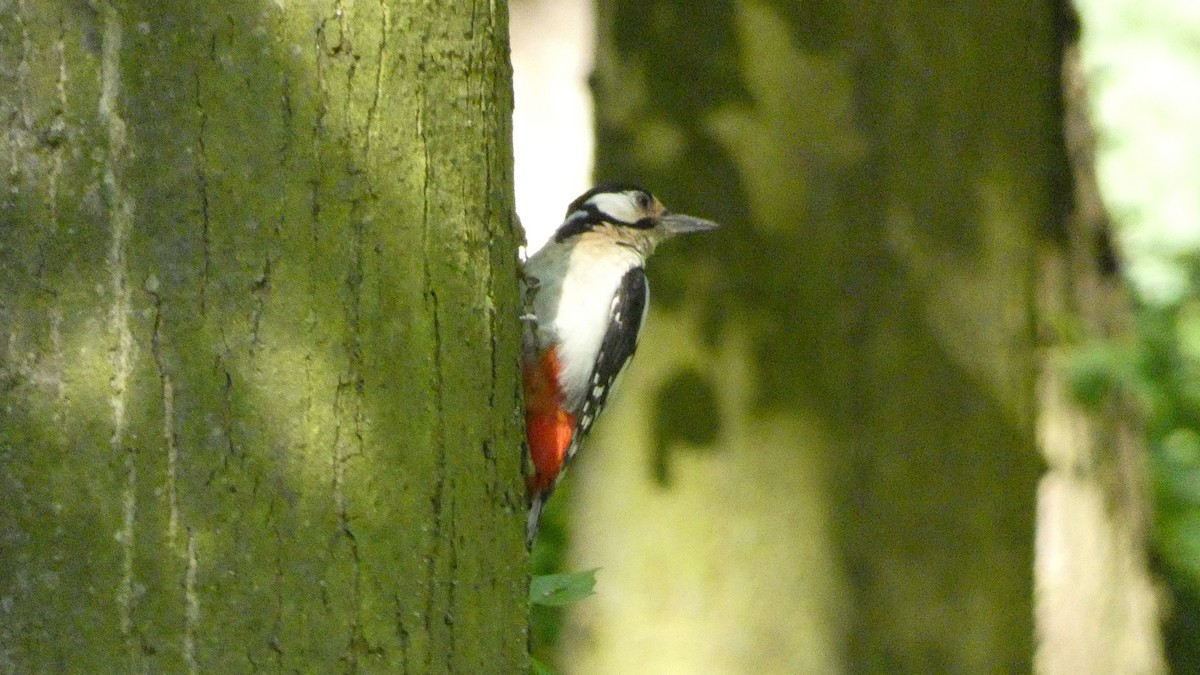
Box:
(193, 65), (212, 315)
(147, 281), (202, 670)
(98, 4), (139, 664)
(279, 74), (293, 166)
(221, 368), (238, 467)
(45, 13), (68, 239)
(330, 374), (366, 669)
(6, 0), (32, 205)
(363, 0), (388, 157)
(311, 15), (327, 251)
(203, 366), (239, 487)
(416, 64), (443, 485)
(337, 80), (369, 673)
(48, 308), (67, 428)
(267, 497), (285, 671)
(183, 531), (199, 675)
(331, 377), (364, 670)
(414, 35), (455, 671)
(326, 0), (351, 57)
(148, 284), (181, 544)
(249, 256), (272, 353)
(395, 601), (411, 672)
(14, 0), (32, 130)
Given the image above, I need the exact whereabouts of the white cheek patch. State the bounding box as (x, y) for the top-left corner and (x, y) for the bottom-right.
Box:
(587, 192), (639, 224)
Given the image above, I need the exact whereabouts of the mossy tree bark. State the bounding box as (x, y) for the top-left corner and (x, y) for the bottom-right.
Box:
(563, 1), (1065, 672)
(0, 0), (526, 672)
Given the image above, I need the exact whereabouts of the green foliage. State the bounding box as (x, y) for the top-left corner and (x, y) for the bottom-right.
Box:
(1073, 3), (1200, 666)
(1142, 305), (1200, 592)
(1064, 289), (1200, 671)
(528, 567), (598, 674)
(1064, 341), (1140, 408)
(1074, 0), (1200, 626)
(1066, 298), (1200, 595)
(527, 492), (588, 670)
(529, 569), (598, 607)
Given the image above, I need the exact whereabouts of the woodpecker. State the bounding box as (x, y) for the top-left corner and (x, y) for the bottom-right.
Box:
(522, 183), (719, 544)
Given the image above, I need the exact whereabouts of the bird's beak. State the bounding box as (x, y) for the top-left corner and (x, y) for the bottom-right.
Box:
(659, 212), (720, 235)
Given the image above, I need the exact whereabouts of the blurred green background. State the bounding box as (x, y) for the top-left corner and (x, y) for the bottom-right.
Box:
(515, 0), (1200, 672)
(1076, 0), (1200, 667)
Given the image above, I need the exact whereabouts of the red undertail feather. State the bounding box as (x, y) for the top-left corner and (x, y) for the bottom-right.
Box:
(523, 346), (576, 495)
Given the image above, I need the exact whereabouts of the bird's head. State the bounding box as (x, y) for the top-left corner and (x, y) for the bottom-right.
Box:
(552, 183), (719, 255)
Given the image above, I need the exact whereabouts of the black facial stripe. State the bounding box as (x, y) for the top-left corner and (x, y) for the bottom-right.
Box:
(553, 204), (604, 242)
(553, 203), (653, 242)
(553, 218), (592, 242)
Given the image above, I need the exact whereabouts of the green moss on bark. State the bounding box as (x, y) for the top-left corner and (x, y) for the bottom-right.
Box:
(0, 0), (527, 671)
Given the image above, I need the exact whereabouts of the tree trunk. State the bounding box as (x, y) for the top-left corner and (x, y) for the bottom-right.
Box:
(1030, 26), (1165, 675)
(563, 1), (1059, 671)
(0, 1), (526, 672)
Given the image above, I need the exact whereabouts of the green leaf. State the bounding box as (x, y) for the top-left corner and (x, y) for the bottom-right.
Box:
(529, 569), (598, 607)
(531, 657), (556, 675)
(1063, 342), (1128, 408)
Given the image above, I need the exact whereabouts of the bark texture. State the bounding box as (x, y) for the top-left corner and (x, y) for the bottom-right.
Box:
(0, 0), (526, 672)
(563, 1), (1060, 672)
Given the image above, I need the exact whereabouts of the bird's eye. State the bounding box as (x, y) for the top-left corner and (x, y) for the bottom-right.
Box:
(635, 192), (652, 210)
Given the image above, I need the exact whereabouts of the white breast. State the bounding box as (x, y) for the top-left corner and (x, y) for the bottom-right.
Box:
(524, 237), (644, 413)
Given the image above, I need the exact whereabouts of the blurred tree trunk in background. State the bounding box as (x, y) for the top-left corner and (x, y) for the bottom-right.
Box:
(560, 1), (1122, 672)
(1031, 32), (1165, 675)
(0, 1), (526, 672)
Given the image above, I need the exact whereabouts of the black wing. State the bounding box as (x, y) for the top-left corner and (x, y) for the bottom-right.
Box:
(567, 266), (648, 462)
(527, 266), (648, 545)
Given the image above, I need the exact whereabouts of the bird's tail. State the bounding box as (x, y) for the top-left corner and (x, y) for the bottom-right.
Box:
(526, 494), (546, 549)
